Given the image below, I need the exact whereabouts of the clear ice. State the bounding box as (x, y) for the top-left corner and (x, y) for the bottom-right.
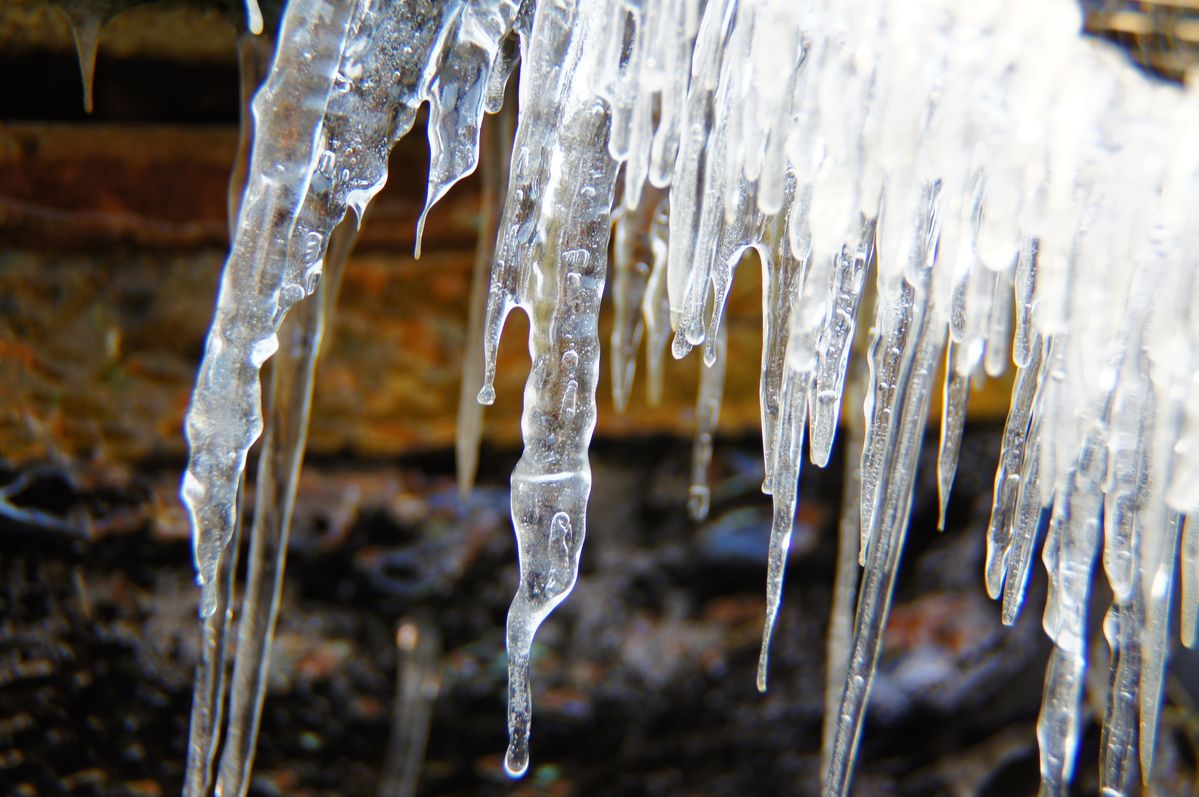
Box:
(178, 0), (1199, 794)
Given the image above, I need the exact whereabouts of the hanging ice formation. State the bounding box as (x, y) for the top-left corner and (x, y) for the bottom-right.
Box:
(180, 0), (1199, 794)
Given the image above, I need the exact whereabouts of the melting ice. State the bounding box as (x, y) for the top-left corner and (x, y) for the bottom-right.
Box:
(176, 0), (1199, 795)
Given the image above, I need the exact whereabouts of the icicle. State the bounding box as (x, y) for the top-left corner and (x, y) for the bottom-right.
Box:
(611, 186), (666, 413)
(417, 0), (525, 257)
(56, 0), (107, 114)
(184, 0), (473, 619)
(1100, 591), (1143, 795)
(984, 337), (1044, 598)
(826, 181), (944, 797)
(457, 103), (514, 496)
(214, 219), (356, 797)
(182, 0), (360, 703)
(1184, 514), (1199, 649)
(821, 358), (866, 775)
(757, 252), (828, 690)
(477, 1), (624, 776)
(936, 338), (969, 531)
(759, 182), (805, 494)
(983, 260), (1015, 378)
(1037, 420), (1107, 794)
(809, 219), (875, 470)
(689, 323), (727, 522)
(228, 31), (276, 236)
(1138, 509), (1182, 781)
(1000, 362), (1048, 626)
(641, 196), (673, 407)
(1012, 239), (1038, 369)
(244, 0), (264, 36)
(378, 619), (441, 797)
(182, 475), (242, 797)
(857, 267), (917, 565)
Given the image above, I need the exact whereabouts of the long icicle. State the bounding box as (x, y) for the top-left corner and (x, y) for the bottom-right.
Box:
(477, 1), (625, 775)
(826, 180), (944, 797)
(821, 356), (866, 775)
(214, 218), (356, 797)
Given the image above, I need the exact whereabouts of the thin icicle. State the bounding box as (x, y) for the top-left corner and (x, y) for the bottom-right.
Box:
(611, 186), (666, 412)
(641, 196), (673, 406)
(1100, 592), (1143, 796)
(57, 0), (105, 114)
(936, 337), (969, 531)
(821, 359), (866, 775)
(857, 270), (916, 566)
(457, 104), (514, 496)
(1012, 239), (1038, 369)
(689, 323), (727, 522)
(826, 182), (944, 797)
(984, 337), (1044, 598)
(1184, 514), (1199, 649)
(1000, 374), (1047, 626)
(214, 219), (356, 797)
(983, 260), (1015, 378)
(757, 253), (827, 690)
(378, 619), (442, 797)
(183, 482), (242, 797)
(228, 31), (276, 235)
(1138, 509), (1182, 782)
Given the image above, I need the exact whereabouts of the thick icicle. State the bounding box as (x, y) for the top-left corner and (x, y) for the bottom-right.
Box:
(477, 0), (623, 776)
(689, 323), (727, 522)
(759, 186), (804, 495)
(183, 0), (350, 621)
(1037, 421), (1107, 794)
(417, 0), (526, 257)
(809, 220), (875, 469)
(183, 0), (478, 619)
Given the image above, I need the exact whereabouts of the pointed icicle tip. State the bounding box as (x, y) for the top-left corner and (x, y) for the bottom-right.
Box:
(66, 8), (102, 114)
(245, 0), (264, 35)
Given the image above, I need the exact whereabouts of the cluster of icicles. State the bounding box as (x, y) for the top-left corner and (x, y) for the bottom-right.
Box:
(174, 0), (1199, 794)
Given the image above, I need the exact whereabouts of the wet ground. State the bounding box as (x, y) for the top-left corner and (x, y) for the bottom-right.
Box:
(2, 428), (1197, 796)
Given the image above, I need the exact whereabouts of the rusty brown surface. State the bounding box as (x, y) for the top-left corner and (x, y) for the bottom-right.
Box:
(0, 0), (239, 63)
